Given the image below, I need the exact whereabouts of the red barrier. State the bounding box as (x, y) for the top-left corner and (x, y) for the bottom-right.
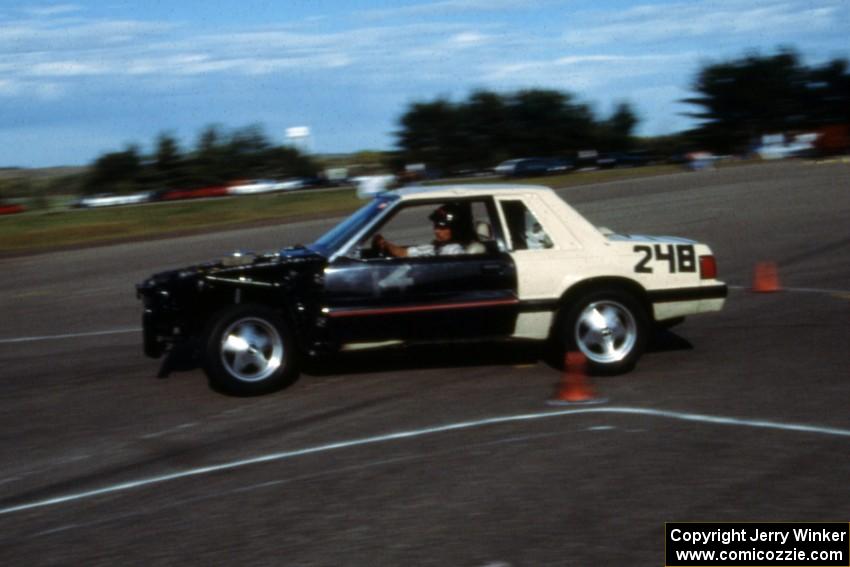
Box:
(0, 204), (25, 215)
(161, 186), (228, 201)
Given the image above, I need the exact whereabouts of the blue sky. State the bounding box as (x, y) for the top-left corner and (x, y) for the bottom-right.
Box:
(1, 0), (847, 167)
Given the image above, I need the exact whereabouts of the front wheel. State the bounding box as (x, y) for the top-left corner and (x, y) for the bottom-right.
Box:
(203, 305), (299, 396)
(558, 289), (649, 375)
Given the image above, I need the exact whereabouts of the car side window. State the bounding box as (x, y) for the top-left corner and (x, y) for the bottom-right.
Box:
(354, 199), (502, 259)
(372, 205), (433, 249)
(499, 200), (553, 251)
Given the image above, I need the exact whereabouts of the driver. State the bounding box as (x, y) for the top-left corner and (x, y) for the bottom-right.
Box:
(372, 205), (466, 258)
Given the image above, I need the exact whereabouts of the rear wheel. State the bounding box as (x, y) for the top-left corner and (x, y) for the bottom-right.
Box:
(558, 288), (649, 375)
(203, 305), (299, 395)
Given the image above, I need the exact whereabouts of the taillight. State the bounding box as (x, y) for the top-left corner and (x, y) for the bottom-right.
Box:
(699, 255), (718, 280)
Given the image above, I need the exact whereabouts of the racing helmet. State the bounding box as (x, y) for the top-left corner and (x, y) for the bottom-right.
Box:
(428, 204), (461, 228)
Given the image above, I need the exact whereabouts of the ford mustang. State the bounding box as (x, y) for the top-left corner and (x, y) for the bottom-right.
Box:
(137, 184), (727, 395)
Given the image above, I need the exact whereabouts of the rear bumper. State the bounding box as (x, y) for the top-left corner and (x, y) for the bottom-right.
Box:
(647, 284), (728, 303)
(649, 284), (728, 321)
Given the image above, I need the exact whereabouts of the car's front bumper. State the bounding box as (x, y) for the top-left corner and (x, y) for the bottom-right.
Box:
(137, 283), (189, 359)
(142, 306), (165, 358)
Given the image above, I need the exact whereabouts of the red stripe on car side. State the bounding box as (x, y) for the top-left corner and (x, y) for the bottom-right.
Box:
(326, 298), (519, 318)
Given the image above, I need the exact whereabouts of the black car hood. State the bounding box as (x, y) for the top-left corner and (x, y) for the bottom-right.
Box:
(137, 246), (325, 293)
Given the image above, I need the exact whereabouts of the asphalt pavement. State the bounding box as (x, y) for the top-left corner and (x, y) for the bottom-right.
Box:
(0, 161), (848, 566)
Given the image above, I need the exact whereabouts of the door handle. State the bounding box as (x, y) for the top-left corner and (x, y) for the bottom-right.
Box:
(481, 263), (504, 275)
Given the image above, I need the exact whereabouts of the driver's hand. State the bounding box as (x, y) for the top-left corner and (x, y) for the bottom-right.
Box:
(371, 233), (386, 251)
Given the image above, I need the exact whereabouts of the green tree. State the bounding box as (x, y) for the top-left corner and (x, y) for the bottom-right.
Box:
(198, 124), (222, 154)
(80, 122), (320, 194)
(505, 89), (594, 156)
(226, 124), (272, 178)
(260, 146), (319, 179)
(805, 59), (850, 126)
(457, 90), (509, 168)
(396, 99), (460, 173)
(85, 145), (142, 194)
(152, 132), (186, 188)
(683, 49), (850, 152)
(598, 102), (639, 151)
(684, 50), (807, 152)
(395, 89), (605, 172)
(189, 124), (229, 185)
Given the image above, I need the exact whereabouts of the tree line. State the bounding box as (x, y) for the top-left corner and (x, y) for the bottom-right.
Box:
(80, 48), (850, 196)
(683, 49), (850, 153)
(6, 47), (847, 201)
(391, 49), (849, 170)
(84, 124), (320, 195)
(392, 90), (638, 174)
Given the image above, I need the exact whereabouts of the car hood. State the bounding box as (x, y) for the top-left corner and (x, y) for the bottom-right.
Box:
(137, 246), (324, 294)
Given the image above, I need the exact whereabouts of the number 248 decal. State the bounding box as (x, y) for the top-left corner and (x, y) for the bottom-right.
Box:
(634, 244), (696, 273)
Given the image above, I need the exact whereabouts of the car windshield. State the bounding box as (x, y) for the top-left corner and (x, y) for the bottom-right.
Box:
(308, 195), (397, 256)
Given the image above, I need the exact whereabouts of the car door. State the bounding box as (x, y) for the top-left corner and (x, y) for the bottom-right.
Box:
(321, 198), (519, 345)
(492, 195), (567, 340)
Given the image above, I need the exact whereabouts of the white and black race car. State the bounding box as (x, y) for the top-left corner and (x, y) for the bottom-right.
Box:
(137, 184), (727, 395)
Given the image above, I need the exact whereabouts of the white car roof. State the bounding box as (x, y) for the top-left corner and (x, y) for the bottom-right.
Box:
(392, 183), (554, 201)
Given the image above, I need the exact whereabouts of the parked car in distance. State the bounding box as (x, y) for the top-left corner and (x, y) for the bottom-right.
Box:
(137, 183), (727, 396)
(494, 158), (574, 177)
(71, 192), (152, 208)
(596, 152), (653, 169)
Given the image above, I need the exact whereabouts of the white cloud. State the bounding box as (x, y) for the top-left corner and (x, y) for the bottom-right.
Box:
(0, 11), (371, 88)
(448, 31), (490, 47)
(563, 0), (841, 46)
(21, 4), (82, 17)
(2, 0), (846, 145)
(0, 1), (728, 110)
(2, 0), (841, 100)
(359, 0), (538, 19)
(0, 78), (19, 96)
(0, 77), (64, 99)
(29, 61), (108, 76)
(0, 17), (175, 54)
(482, 52), (697, 91)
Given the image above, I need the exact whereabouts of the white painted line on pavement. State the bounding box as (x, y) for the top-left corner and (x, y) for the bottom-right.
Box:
(0, 328), (140, 345)
(141, 423), (199, 440)
(2, 406), (849, 516)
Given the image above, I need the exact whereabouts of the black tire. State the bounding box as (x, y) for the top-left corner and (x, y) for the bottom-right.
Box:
(556, 288), (649, 375)
(202, 304), (299, 396)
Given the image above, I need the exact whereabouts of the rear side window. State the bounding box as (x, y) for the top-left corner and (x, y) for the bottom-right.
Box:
(499, 200), (553, 250)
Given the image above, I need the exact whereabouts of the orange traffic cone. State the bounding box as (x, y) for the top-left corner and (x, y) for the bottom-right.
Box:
(547, 351), (607, 406)
(752, 261), (781, 293)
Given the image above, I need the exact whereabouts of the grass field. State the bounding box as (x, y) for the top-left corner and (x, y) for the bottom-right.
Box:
(0, 164), (689, 255)
(0, 188), (363, 254)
